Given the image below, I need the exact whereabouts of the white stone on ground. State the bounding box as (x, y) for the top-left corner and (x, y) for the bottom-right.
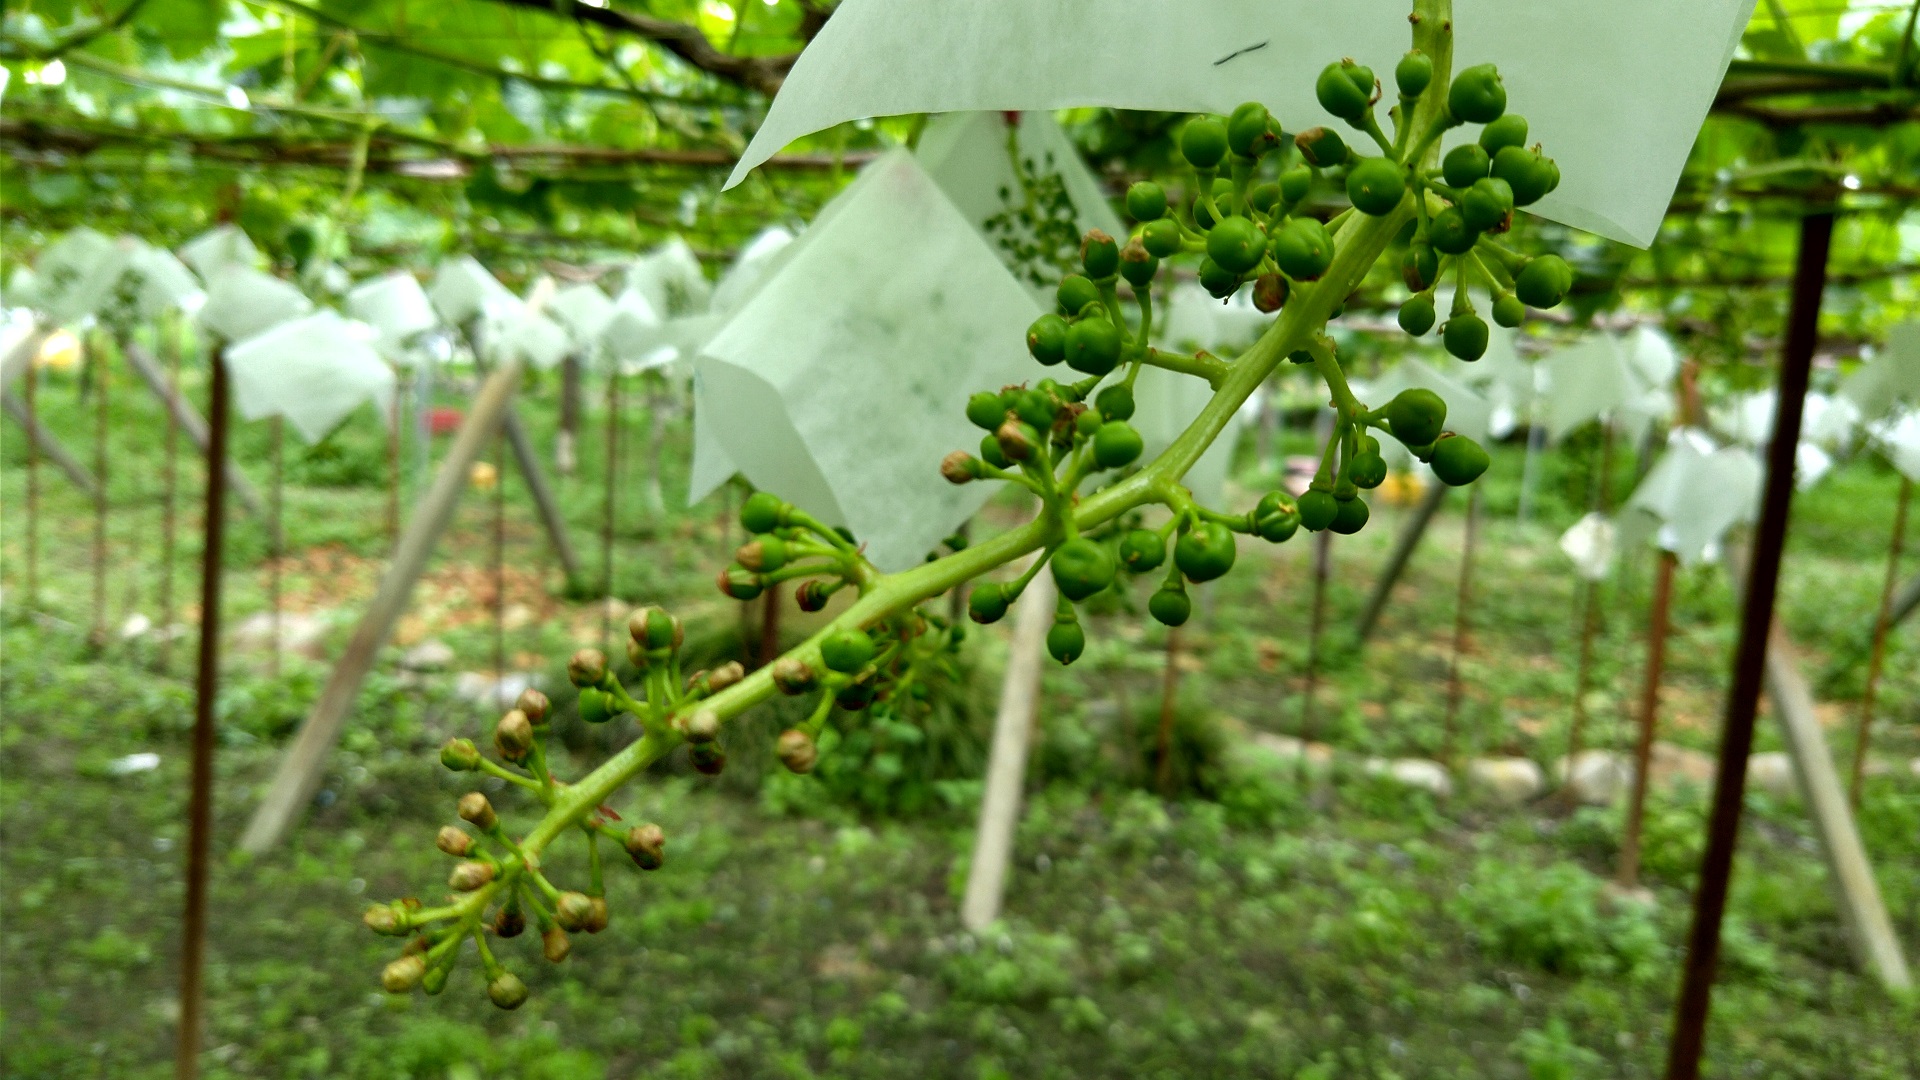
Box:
(1555, 750), (1632, 805)
(400, 638), (456, 672)
(1467, 757), (1545, 804)
(1745, 752), (1798, 799)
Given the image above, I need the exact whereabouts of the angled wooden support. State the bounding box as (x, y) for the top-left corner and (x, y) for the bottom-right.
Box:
(500, 405), (585, 587)
(1760, 620), (1911, 991)
(2, 389), (98, 499)
(962, 566), (1055, 933)
(1356, 481), (1449, 644)
(239, 358), (525, 853)
(1889, 569), (1919, 630)
(121, 341), (274, 536)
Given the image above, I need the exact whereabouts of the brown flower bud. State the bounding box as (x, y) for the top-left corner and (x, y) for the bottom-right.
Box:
(717, 566), (764, 600)
(584, 897), (610, 934)
(625, 636), (650, 671)
(795, 579), (832, 612)
(435, 826), (474, 858)
(735, 539), (774, 572)
(771, 657), (817, 696)
(567, 648), (608, 688)
(542, 926), (572, 963)
(995, 419), (1037, 462)
(515, 688), (551, 726)
(941, 450), (978, 485)
(440, 737), (481, 772)
(776, 729), (818, 774)
(487, 971), (529, 1010)
(493, 907), (526, 938)
(402, 935), (431, 956)
(706, 661), (744, 693)
(448, 860), (495, 891)
(494, 709), (534, 761)
(690, 742), (727, 776)
(1253, 272), (1289, 313)
(381, 953), (427, 993)
(457, 792), (497, 830)
(363, 902), (410, 936)
(625, 823), (666, 870)
(555, 890), (594, 932)
(683, 709), (721, 744)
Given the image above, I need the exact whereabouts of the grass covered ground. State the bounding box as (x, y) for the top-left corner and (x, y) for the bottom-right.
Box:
(3, 357), (1917, 1078)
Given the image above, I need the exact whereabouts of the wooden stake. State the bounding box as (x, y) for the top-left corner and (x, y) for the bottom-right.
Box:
(493, 431), (507, 680)
(1561, 424), (1616, 802)
(160, 322), (181, 673)
(119, 342), (272, 535)
(269, 417), (285, 681)
(91, 331), (111, 647)
(1302, 528), (1332, 746)
(239, 359), (526, 853)
(1356, 481), (1448, 644)
(758, 583), (783, 668)
(1441, 484), (1481, 764)
(1849, 476), (1910, 808)
(1666, 211), (1833, 1080)
(1620, 550), (1677, 890)
(1155, 626), (1183, 795)
(961, 569), (1054, 932)
(175, 347), (230, 1080)
(558, 353), (581, 476)
(386, 374), (402, 549)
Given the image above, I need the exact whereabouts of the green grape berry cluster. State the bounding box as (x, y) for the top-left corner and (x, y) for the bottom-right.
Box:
(372, 0), (1566, 1010)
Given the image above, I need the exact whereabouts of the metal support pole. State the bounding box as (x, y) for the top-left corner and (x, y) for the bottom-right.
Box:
(1620, 550), (1677, 890)
(1665, 210), (1833, 1080)
(175, 348), (230, 1080)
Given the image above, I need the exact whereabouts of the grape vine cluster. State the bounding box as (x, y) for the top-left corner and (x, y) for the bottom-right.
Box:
(368, 0), (1575, 1009)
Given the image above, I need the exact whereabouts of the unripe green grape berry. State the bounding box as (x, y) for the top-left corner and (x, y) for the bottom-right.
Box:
(1346, 158), (1407, 216)
(1065, 317), (1123, 376)
(967, 391), (1008, 430)
(1127, 181), (1168, 222)
(1148, 586), (1192, 627)
(1093, 421), (1144, 469)
(1279, 167), (1314, 204)
(1402, 242), (1440, 291)
(1431, 433), (1491, 486)
(1247, 181), (1282, 216)
(1270, 218), (1334, 281)
(1294, 126), (1349, 168)
(1118, 529), (1165, 572)
(1191, 178), (1236, 229)
(555, 891), (594, 932)
(1443, 313), (1490, 362)
(1479, 114), (1528, 156)
(1014, 388), (1058, 429)
(1329, 495), (1371, 535)
(736, 534), (788, 573)
(1081, 229), (1120, 278)
(1491, 146), (1556, 206)
(1385, 388), (1447, 447)
(1206, 216), (1265, 275)
(1427, 206), (1477, 255)
(441, 737), (481, 772)
(1027, 314), (1069, 366)
(488, 972), (529, 1011)
(1442, 143), (1491, 189)
(1395, 49), (1433, 97)
(1350, 452), (1388, 489)
(1046, 616), (1087, 666)
(1174, 522), (1237, 582)
(1460, 176), (1514, 232)
(1298, 489), (1338, 531)
(1056, 274), (1100, 317)
(1051, 538), (1117, 602)
(1253, 491), (1301, 543)
(1253, 273), (1289, 314)
(1227, 101), (1279, 157)
(422, 964), (450, 995)
(1141, 218), (1183, 259)
(834, 678), (875, 712)
(976, 431), (1010, 469)
(1198, 257), (1240, 300)
(740, 491), (786, 533)
(1448, 63), (1507, 124)
(1074, 408), (1102, 438)
(1491, 292), (1526, 328)
(1315, 60), (1373, 121)
(820, 627), (876, 674)
(1118, 240), (1158, 287)
(1095, 384), (1135, 421)
(1398, 292), (1437, 336)
(1515, 254), (1573, 308)
(968, 582), (1010, 625)
(1179, 116), (1229, 169)
(717, 566), (763, 601)
(578, 687), (615, 724)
